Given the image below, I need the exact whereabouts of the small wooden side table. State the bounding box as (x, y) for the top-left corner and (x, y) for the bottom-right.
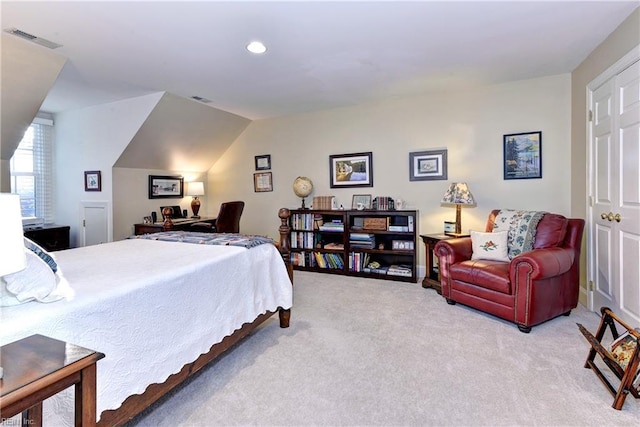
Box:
(0, 334), (105, 427)
(420, 233), (469, 294)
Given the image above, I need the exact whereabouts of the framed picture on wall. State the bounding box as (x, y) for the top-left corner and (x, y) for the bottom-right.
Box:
(409, 149), (448, 181)
(148, 175), (184, 199)
(254, 172), (273, 192)
(503, 131), (542, 179)
(329, 152), (373, 188)
(255, 154), (271, 170)
(84, 170), (102, 192)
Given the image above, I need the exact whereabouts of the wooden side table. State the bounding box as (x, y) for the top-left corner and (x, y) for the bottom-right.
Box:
(420, 233), (469, 294)
(0, 334), (105, 427)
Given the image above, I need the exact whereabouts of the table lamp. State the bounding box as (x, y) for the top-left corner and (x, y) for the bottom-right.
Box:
(0, 193), (27, 378)
(440, 182), (476, 235)
(187, 181), (204, 218)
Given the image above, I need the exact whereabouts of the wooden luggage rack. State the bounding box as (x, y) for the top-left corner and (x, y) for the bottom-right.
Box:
(577, 307), (640, 410)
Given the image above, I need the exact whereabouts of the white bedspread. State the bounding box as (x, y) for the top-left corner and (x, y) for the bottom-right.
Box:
(0, 239), (293, 425)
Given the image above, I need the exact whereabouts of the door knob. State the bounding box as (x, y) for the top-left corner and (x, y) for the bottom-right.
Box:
(601, 213), (608, 220)
(614, 213), (621, 222)
(607, 212), (614, 222)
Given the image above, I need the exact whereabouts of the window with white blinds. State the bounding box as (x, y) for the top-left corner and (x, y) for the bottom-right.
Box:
(10, 118), (55, 222)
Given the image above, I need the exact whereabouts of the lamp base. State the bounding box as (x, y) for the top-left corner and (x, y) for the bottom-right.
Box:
(455, 204), (462, 234)
(191, 197), (201, 218)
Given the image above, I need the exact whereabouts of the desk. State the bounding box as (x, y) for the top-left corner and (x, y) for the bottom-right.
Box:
(134, 217), (216, 235)
(0, 334), (105, 426)
(420, 233), (469, 294)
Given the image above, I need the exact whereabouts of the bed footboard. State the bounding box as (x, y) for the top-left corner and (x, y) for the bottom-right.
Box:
(97, 208), (293, 426)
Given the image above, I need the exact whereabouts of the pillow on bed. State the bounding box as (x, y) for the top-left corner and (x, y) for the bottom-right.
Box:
(24, 236), (58, 273)
(470, 230), (510, 262)
(1, 249), (64, 306)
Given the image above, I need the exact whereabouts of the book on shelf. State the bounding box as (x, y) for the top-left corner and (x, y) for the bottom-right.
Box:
(387, 264), (413, 277)
(312, 196), (337, 210)
(319, 220), (344, 232)
(324, 242), (344, 250)
(350, 233), (375, 240)
(349, 233), (375, 249)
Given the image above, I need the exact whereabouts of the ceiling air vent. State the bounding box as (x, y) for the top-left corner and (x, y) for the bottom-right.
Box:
(191, 96), (213, 104)
(4, 27), (62, 49)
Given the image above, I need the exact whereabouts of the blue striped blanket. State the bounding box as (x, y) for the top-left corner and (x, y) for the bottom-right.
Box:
(129, 231), (274, 249)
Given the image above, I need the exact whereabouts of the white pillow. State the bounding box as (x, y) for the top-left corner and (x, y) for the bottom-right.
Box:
(1, 249), (62, 305)
(471, 230), (510, 262)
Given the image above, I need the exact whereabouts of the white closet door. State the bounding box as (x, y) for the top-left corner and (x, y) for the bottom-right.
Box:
(589, 58), (640, 327)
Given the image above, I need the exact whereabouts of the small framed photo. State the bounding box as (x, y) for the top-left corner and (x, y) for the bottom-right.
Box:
(503, 131), (542, 179)
(444, 221), (456, 234)
(84, 170), (101, 192)
(149, 175), (184, 199)
(255, 154), (271, 170)
(329, 152), (373, 188)
(254, 172), (273, 192)
(143, 215), (153, 224)
(352, 194), (372, 210)
(392, 240), (414, 250)
(409, 149), (447, 181)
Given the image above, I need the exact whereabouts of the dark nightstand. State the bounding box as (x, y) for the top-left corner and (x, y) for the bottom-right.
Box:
(23, 224), (70, 251)
(420, 233), (470, 293)
(0, 334), (105, 426)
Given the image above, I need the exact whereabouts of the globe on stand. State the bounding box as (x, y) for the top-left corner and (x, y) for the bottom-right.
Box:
(293, 176), (313, 209)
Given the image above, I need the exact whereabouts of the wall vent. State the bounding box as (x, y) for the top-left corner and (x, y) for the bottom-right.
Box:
(191, 96), (213, 104)
(4, 27), (62, 49)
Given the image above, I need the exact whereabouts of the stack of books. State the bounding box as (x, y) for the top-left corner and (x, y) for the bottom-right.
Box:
(349, 233), (375, 249)
(387, 265), (412, 277)
(318, 220), (344, 232)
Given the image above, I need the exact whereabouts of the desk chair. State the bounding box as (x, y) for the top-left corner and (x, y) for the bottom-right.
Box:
(191, 201), (244, 233)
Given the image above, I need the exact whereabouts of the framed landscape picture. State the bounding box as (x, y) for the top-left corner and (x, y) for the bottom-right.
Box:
(503, 131), (542, 179)
(148, 175), (184, 199)
(409, 149), (448, 181)
(329, 152), (373, 188)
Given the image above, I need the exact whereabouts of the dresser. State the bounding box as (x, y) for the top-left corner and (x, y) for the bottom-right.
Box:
(23, 224), (70, 251)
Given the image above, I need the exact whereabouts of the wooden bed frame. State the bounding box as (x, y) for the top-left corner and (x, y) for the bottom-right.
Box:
(97, 208), (292, 426)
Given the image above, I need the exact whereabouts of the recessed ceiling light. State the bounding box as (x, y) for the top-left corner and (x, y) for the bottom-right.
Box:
(246, 41), (267, 54)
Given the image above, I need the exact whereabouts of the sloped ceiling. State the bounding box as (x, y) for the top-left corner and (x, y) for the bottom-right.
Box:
(114, 93), (251, 172)
(1, 34), (66, 160)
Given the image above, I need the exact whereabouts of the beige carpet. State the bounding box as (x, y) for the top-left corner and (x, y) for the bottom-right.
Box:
(128, 271), (639, 426)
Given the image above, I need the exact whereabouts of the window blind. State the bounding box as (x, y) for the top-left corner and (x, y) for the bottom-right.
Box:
(10, 120), (55, 223)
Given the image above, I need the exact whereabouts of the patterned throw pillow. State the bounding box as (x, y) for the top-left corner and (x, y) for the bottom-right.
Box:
(471, 230), (510, 262)
(23, 237), (58, 273)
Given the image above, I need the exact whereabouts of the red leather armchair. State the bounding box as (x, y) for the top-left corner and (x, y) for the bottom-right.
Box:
(434, 210), (585, 333)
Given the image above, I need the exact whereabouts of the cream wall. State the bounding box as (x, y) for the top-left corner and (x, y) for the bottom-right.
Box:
(209, 74), (572, 275)
(112, 168), (208, 240)
(54, 93), (162, 246)
(571, 8), (640, 304)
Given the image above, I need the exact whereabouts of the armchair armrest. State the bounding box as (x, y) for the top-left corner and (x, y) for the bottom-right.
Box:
(434, 237), (472, 264)
(511, 247), (575, 280)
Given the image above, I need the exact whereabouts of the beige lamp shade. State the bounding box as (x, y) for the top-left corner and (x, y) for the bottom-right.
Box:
(187, 182), (204, 197)
(440, 182), (476, 234)
(0, 193), (27, 276)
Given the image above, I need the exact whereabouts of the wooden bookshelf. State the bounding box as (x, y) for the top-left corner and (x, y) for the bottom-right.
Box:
(289, 209), (418, 283)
